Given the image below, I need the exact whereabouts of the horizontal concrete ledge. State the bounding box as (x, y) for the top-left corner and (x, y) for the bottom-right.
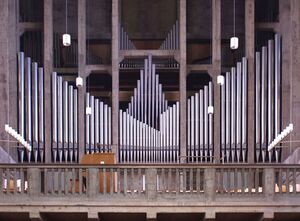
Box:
(0, 211), (298, 221)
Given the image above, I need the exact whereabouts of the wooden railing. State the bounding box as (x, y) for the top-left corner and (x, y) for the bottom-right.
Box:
(0, 164), (300, 200)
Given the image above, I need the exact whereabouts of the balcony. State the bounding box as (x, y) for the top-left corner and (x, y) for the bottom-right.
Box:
(0, 164), (300, 221)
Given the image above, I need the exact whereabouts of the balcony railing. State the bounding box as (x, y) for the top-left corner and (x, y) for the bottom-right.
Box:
(0, 164), (300, 201)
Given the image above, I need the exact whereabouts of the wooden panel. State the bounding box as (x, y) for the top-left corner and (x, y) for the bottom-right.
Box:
(80, 153), (116, 193)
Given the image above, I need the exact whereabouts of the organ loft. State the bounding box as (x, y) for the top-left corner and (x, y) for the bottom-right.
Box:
(0, 0), (300, 221)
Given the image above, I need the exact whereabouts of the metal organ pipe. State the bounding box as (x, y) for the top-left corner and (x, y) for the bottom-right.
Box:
(33, 63), (38, 162)
(231, 67), (236, 161)
(261, 47), (267, 162)
(39, 67), (44, 162)
(255, 52), (261, 161)
(63, 81), (69, 161)
(236, 62), (242, 163)
(242, 57), (247, 162)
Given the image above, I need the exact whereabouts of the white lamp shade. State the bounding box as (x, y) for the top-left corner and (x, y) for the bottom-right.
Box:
(86, 107), (92, 115)
(208, 106), (214, 114)
(230, 37), (239, 50)
(76, 76), (83, 87)
(62, 33), (71, 46)
(217, 75), (225, 85)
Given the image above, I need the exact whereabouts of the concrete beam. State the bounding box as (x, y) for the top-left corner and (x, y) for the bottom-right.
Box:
(19, 22), (43, 36)
(179, 0), (187, 163)
(112, 0), (120, 161)
(245, 0), (255, 163)
(29, 212), (43, 221)
(88, 212), (99, 221)
(256, 22), (279, 32)
(119, 50), (179, 60)
(43, 0), (53, 163)
(204, 211), (216, 221)
(259, 212), (274, 221)
(147, 211), (157, 221)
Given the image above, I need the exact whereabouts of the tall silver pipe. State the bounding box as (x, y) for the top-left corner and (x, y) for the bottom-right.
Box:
(268, 40), (274, 145)
(85, 93), (90, 153)
(69, 86), (74, 161)
(144, 60), (148, 123)
(204, 86), (208, 161)
(176, 102), (179, 161)
(231, 67), (236, 161)
(188, 98), (191, 161)
(261, 47), (267, 156)
(18, 52), (25, 138)
(140, 70), (144, 123)
(191, 95), (195, 162)
(137, 80), (141, 121)
(108, 106), (111, 149)
(52, 73), (58, 144)
(99, 101), (104, 151)
(33, 63), (39, 145)
(148, 61), (152, 126)
(25, 57), (32, 144)
(63, 81), (69, 160)
(172, 104), (176, 161)
(155, 75), (159, 128)
(199, 90), (204, 161)
(255, 52), (261, 161)
(225, 72), (231, 162)
(170, 106), (173, 162)
(274, 34), (281, 137)
(242, 58), (247, 162)
(58, 77), (63, 145)
(74, 89), (78, 161)
(95, 99), (99, 151)
(236, 62), (242, 162)
(195, 92), (199, 161)
(38, 68), (44, 146)
(208, 82), (213, 162)
(221, 75), (226, 161)
(104, 104), (108, 151)
(119, 110), (123, 162)
(90, 96), (95, 152)
(152, 64), (156, 127)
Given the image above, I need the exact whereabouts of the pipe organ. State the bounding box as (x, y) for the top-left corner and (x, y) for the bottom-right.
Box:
(85, 94), (112, 154)
(187, 82), (214, 163)
(15, 33), (283, 164)
(119, 25), (136, 50)
(255, 34), (282, 163)
(159, 20), (179, 50)
(52, 73), (79, 163)
(119, 55), (180, 163)
(17, 52), (45, 163)
(220, 58), (248, 163)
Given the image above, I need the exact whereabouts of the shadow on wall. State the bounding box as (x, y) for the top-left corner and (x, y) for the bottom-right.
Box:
(0, 147), (16, 163)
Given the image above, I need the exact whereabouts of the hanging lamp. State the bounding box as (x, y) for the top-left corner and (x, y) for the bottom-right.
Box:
(230, 0), (238, 50)
(62, 0), (71, 46)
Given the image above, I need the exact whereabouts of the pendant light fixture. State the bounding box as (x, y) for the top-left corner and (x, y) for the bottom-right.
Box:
(62, 0), (71, 46)
(230, 0), (238, 50)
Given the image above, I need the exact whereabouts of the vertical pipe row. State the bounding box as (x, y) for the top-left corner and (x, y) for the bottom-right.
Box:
(159, 20), (179, 50)
(254, 35), (281, 163)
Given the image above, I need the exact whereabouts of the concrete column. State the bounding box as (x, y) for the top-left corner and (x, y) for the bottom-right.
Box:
(264, 168), (275, 200)
(43, 0), (53, 163)
(288, 0), (300, 160)
(29, 212), (43, 221)
(212, 0), (221, 163)
(112, 0), (119, 160)
(28, 167), (41, 197)
(0, 0), (18, 163)
(179, 0), (187, 163)
(278, 0), (291, 161)
(146, 168), (157, 200)
(78, 0), (87, 161)
(88, 168), (98, 197)
(204, 168), (216, 202)
(245, 0), (255, 164)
